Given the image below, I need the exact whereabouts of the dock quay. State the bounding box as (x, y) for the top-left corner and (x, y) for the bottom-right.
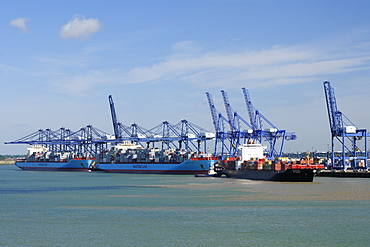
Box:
(317, 170), (370, 178)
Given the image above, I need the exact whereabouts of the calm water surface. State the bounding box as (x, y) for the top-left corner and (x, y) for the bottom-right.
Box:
(1, 165), (370, 246)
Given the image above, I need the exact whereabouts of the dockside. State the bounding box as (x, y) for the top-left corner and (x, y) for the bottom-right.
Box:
(317, 170), (370, 178)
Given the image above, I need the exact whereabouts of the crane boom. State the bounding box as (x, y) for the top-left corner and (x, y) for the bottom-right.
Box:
(221, 90), (237, 131)
(323, 81), (343, 136)
(206, 92), (219, 132)
(108, 95), (120, 139)
(242, 88), (257, 131)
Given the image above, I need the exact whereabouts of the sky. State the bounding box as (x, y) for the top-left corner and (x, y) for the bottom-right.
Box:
(1, 0), (370, 154)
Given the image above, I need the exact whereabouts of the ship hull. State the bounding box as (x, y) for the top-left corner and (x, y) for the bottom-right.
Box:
(15, 159), (94, 171)
(220, 169), (315, 182)
(94, 159), (217, 175)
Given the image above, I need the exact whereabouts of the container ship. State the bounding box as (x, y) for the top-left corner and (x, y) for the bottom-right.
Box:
(15, 145), (94, 171)
(214, 143), (324, 182)
(91, 141), (218, 174)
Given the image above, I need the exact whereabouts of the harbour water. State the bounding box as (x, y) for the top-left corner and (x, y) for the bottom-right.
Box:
(1, 165), (370, 246)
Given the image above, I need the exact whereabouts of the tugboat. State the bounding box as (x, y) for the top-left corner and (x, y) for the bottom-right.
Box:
(214, 143), (323, 182)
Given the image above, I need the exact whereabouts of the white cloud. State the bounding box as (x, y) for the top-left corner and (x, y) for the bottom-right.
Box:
(60, 15), (102, 39)
(0, 63), (19, 77)
(52, 71), (106, 95)
(44, 39), (370, 96)
(10, 17), (29, 32)
(0, 63), (18, 71)
(118, 44), (370, 89)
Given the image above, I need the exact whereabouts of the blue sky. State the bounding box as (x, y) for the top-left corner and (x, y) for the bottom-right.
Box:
(1, 0), (370, 154)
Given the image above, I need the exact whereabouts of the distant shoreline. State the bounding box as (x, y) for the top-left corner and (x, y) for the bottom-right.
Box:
(0, 160), (15, 165)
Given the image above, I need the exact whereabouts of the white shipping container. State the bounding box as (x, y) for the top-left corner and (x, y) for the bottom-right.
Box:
(345, 126), (356, 133)
(200, 132), (216, 138)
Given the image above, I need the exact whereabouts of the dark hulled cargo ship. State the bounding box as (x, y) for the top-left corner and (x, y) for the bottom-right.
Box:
(215, 167), (315, 182)
(214, 143), (323, 182)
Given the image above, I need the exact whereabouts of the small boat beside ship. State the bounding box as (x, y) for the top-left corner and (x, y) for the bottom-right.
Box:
(213, 143), (323, 182)
(90, 141), (218, 175)
(15, 145), (94, 171)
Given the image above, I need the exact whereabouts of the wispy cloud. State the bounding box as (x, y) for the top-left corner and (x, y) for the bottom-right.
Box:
(10, 17), (29, 32)
(0, 63), (19, 77)
(60, 15), (102, 39)
(121, 43), (370, 89)
(46, 38), (370, 95)
(52, 70), (109, 95)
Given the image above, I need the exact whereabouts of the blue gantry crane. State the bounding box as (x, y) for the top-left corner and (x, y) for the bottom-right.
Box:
(6, 94), (215, 156)
(242, 88), (259, 138)
(143, 120), (212, 152)
(206, 92), (231, 158)
(221, 90), (255, 156)
(5, 125), (111, 156)
(177, 119), (214, 153)
(108, 95), (214, 153)
(323, 81), (368, 170)
(221, 90), (242, 156)
(206, 88), (296, 159)
(242, 88), (296, 158)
